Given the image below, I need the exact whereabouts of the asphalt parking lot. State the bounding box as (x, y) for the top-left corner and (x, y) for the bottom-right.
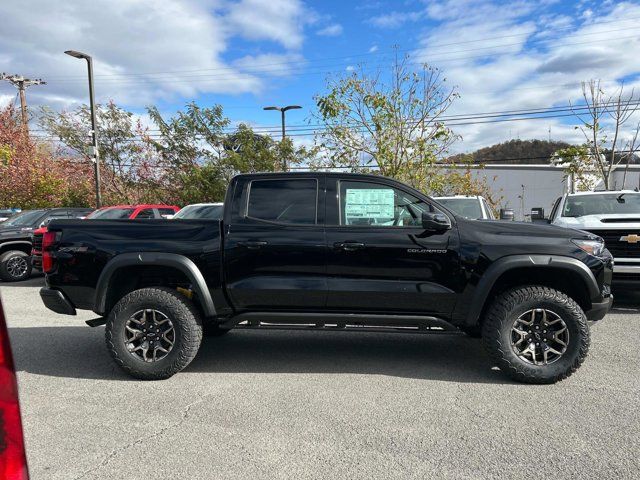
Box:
(2, 276), (639, 480)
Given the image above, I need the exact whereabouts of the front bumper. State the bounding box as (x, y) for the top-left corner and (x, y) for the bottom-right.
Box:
(612, 260), (640, 287)
(40, 288), (76, 315)
(586, 295), (613, 321)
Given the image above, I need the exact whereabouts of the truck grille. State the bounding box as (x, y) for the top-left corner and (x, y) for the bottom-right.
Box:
(587, 230), (640, 258)
(32, 232), (43, 252)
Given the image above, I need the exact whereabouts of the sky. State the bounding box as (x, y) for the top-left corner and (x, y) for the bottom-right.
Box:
(1, 0), (640, 154)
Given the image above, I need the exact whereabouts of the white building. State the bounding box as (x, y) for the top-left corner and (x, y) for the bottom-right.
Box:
(451, 164), (640, 221)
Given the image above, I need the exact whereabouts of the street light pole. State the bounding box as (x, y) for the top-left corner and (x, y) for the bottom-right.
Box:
(263, 105), (302, 171)
(65, 50), (102, 208)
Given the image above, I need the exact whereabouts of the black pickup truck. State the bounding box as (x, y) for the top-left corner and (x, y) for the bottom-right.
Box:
(39, 173), (613, 383)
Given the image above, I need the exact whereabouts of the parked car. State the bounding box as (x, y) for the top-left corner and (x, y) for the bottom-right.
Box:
(39, 172), (612, 384)
(433, 195), (495, 219)
(0, 208), (21, 223)
(549, 191), (640, 288)
(172, 203), (224, 220)
(0, 208), (93, 282)
(86, 204), (180, 220)
(31, 210), (94, 271)
(0, 295), (30, 479)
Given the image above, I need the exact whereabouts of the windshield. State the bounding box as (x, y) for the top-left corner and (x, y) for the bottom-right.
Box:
(88, 208), (135, 219)
(562, 193), (640, 217)
(173, 204), (223, 220)
(437, 198), (483, 219)
(3, 210), (45, 227)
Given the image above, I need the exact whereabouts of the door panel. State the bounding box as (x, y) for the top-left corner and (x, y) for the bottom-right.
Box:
(224, 177), (327, 311)
(325, 178), (462, 316)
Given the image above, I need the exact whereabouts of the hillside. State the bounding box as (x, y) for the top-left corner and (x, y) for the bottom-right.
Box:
(446, 139), (640, 165)
(446, 139), (571, 164)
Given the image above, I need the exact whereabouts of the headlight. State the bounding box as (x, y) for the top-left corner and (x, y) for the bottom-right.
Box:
(572, 238), (605, 256)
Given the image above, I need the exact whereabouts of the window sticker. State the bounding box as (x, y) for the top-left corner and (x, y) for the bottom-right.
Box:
(345, 188), (395, 223)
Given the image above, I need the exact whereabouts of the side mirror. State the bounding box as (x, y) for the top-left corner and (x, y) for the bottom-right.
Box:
(422, 212), (451, 232)
(499, 208), (515, 221)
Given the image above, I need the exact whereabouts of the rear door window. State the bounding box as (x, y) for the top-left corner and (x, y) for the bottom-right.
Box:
(247, 179), (317, 225)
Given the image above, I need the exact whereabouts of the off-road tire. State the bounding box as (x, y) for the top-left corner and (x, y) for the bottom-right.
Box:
(0, 250), (32, 282)
(203, 322), (231, 337)
(482, 286), (590, 384)
(106, 287), (203, 380)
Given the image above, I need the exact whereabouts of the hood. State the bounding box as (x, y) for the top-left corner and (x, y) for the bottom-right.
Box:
(0, 226), (35, 240)
(554, 213), (640, 230)
(462, 218), (595, 240)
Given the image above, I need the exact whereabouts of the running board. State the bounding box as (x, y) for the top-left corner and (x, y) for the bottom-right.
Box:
(220, 312), (458, 333)
(85, 317), (107, 327)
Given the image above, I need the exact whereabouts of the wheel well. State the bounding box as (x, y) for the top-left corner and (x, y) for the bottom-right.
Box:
(0, 243), (32, 256)
(478, 267), (592, 324)
(103, 265), (202, 316)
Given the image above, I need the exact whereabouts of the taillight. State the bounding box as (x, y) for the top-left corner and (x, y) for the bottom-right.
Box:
(0, 298), (29, 480)
(42, 231), (57, 274)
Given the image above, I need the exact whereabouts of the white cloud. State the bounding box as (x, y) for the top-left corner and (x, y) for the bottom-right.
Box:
(225, 0), (307, 49)
(368, 10), (425, 28)
(345, 65), (355, 72)
(0, 0), (307, 111)
(232, 52), (305, 78)
(316, 23), (343, 37)
(412, 0), (640, 153)
(369, 45), (379, 53)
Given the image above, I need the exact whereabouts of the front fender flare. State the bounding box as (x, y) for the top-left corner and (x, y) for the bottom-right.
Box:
(94, 252), (216, 317)
(461, 254), (599, 326)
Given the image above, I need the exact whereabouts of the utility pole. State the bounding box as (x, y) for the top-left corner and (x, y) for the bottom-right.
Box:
(0, 73), (47, 129)
(263, 105), (302, 171)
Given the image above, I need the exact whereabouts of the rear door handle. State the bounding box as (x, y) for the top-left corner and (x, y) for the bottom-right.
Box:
(238, 240), (268, 249)
(334, 241), (366, 251)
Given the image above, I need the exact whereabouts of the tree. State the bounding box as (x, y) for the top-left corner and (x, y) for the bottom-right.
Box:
(313, 53), (459, 188)
(552, 145), (599, 192)
(39, 101), (160, 204)
(147, 102), (229, 169)
(0, 105), (94, 208)
(570, 80), (640, 190)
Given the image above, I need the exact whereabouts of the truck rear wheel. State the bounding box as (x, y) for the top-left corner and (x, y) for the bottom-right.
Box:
(106, 287), (203, 380)
(482, 286), (590, 384)
(0, 250), (32, 282)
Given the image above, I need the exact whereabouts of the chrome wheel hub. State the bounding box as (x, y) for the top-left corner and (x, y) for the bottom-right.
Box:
(511, 309), (569, 365)
(125, 309), (175, 363)
(7, 256), (28, 278)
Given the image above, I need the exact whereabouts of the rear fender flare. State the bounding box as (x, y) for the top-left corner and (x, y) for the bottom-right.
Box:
(463, 254), (599, 326)
(94, 252), (216, 317)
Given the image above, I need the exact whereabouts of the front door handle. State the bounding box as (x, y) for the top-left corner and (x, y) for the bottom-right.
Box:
(334, 241), (366, 251)
(238, 240), (268, 249)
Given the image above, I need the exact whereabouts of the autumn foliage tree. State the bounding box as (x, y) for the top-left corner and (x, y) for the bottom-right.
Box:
(0, 105), (94, 208)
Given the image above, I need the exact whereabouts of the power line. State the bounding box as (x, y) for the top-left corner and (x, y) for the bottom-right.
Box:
(28, 99), (640, 140)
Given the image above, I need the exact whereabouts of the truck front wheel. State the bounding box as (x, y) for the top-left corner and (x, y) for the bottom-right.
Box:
(482, 286), (590, 384)
(106, 287), (203, 380)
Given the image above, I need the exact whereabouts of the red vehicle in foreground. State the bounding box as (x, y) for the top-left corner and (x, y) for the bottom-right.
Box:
(32, 204), (179, 270)
(0, 297), (29, 479)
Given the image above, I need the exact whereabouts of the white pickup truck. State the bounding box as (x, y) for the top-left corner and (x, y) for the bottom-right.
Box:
(550, 190), (640, 288)
(433, 195), (495, 220)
